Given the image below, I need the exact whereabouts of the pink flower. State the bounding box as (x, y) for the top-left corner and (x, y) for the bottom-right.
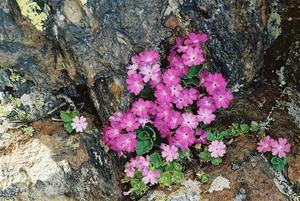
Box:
(135, 156), (150, 174)
(271, 138), (291, 158)
(197, 108), (216, 125)
(199, 71), (210, 86)
(166, 111), (183, 129)
(182, 47), (205, 67)
(124, 156), (149, 177)
(208, 140), (226, 158)
(203, 73), (228, 95)
(71, 116), (88, 132)
(120, 112), (140, 132)
(168, 54), (188, 75)
(169, 84), (183, 97)
(187, 88), (199, 102)
(126, 73), (144, 95)
(139, 64), (161, 83)
(131, 99), (151, 117)
(154, 84), (172, 103)
(154, 118), (171, 138)
(195, 128), (208, 144)
(111, 133), (137, 154)
(161, 144), (179, 162)
(109, 111), (123, 125)
(138, 116), (152, 128)
(142, 170), (160, 185)
(182, 113), (199, 129)
(126, 55), (140, 75)
(184, 33), (208, 45)
(212, 90), (233, 109)
(162, 68), (180, 86)
(104, 126), (122, 141)
(139, 50), (160, 65)
(173, 91), (190, 109)
(155, 103), (172, 121)
(197, 96), (216, 112)
(174, 126), (195, 150)
(257, 136), (275, 153)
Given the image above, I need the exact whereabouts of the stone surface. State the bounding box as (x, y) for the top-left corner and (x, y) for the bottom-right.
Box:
(0, 0), (288, 121)
(0, 115), (123, 201)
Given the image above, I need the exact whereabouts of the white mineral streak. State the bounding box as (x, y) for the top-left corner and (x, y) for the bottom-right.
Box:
(0, 139), (65, 195)
(208, 175), (230, 193)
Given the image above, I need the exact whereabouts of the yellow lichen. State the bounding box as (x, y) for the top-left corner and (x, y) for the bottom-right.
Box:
(16, 0), (48, 31)
(79, 0), (87, 6)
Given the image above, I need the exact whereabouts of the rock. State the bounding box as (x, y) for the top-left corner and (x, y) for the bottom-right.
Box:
(0, 115), (123, 200)
(201, 136), (286, 201)
(0, 0), (291, 121)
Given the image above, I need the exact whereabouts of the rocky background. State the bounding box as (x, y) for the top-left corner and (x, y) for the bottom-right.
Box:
(0, 0), (299, 200)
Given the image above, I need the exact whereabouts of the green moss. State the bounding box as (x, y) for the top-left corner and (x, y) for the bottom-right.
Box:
(16, 0), (48, 31)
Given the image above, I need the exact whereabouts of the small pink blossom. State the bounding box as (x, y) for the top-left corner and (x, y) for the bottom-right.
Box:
(208, 140), (226, 158)
(109, 111), (123, 125)
(126, 73), (144, 95)
(131, 99), (151, 117)
(184, 33), (208, 45)
(212, 90), (233, 109)
(154, 84), (172, 103)
(155, 103), (172, 121)
(154, 118), (171, 138)
(168, 54), (188, 75)
(120, 112), (140, 132)
(271, 138), (291, 158)
(182, 113), (199, 129)
(182, 47), (205, 67)
(197, 96), (216, 112)
(162, 68), (180, 86)
(139, 64), (161, 83)
(199, 71), (210, 86)
(173, 91), (191, 109)
(203, 73), (228, 95)
(126, 55), (140, 75)
(197, 108), (216, 125)
(166, 111), (183, 129)
(257, 136), (275, 153)
(195, 129), (209, 144)
(169, 84), (183, 97)
(71, 116), (88, 132)
(142, 170), (160, 185)
(174, 126), (195, 150)
(139, 50), (160, 65)
(161, 144), (179, 162)
(110, 133), (137, 154)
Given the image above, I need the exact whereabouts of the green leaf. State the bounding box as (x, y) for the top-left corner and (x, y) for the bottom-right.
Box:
(158, 171), (172, 187)
(178, 149), (190, 159)
(240, 124), (250, 134)
(60, 111), (73, 122)
(149, 152), (163, 169)
(199, 150), (211, 161)
(64, 122), (73, 133)
(139, 84), (154, 99)
(144, 125), (157, 141)
(186, 77), (199, 87)
(200, 173), (210, 183)
(166, 162), (182, 172)
(171, 171), (184, 184)
(207, 131), (223, 141)
(250, 121), (260, 132)
(271, 156), (288, 171)
(187, 66), (201, 78)
(211, 158), (222, 166)
(136, 131), (153, 155)
(70, 111), (80, 119)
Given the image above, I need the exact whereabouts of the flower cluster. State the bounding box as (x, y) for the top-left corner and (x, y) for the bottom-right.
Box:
(124, 156), (160, 185)
(257, 136), (291, 158)
(102, 32), (234, 192)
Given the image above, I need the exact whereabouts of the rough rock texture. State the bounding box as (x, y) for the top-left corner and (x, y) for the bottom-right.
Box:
(0, 0), (299, 200)
(0, 0), (285, 121)
(0, 115), (123, 200)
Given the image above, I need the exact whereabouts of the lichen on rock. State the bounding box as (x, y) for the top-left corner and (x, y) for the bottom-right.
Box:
(15, 0), (48, 31)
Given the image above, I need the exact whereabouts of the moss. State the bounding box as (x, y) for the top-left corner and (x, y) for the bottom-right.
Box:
(267, 12), (281, 41)
(16, 0), (48, 31)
